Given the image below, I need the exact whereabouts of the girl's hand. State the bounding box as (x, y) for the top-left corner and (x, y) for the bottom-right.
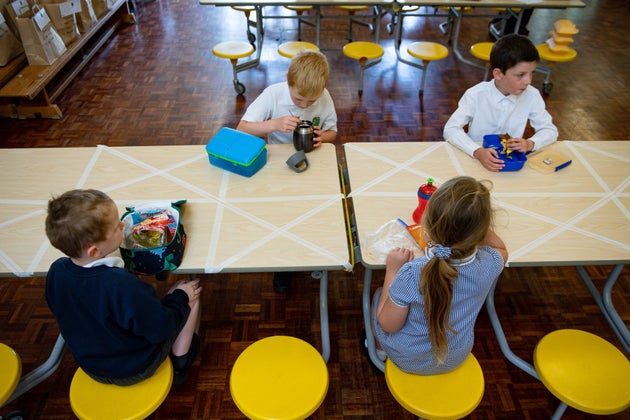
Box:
(386, 247), (414, 272)
(275, 116), (301, 134)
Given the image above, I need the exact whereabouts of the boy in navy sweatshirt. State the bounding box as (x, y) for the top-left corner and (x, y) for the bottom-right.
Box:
(45, 189), (202, 385)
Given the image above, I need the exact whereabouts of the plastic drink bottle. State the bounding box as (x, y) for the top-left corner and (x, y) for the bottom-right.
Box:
(412, 178), (437, 224)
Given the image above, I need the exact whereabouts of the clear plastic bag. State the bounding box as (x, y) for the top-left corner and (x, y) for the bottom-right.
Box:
(362, 219), (424, 263)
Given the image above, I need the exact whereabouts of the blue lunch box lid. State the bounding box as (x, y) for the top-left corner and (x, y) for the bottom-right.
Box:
(206, 127), (266, 167)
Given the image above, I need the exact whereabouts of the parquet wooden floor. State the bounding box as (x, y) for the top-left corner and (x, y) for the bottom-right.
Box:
(1, 0), (629, 418)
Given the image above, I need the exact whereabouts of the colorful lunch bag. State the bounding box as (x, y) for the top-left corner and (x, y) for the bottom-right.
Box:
(119, 200), (187, 276)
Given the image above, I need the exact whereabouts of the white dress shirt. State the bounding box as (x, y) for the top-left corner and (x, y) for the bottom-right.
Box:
(241, 82), (338, 144)
(443, 81), (558, 157)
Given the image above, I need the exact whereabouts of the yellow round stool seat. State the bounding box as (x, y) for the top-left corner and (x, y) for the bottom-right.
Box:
(230, 335), (329, 420)
(0, 343), (21, 405)
(343, 41), (384, 61)
(212, 41), (255, 60)
(336, 5), (370, 12)
(470, 42), (493, 62)
(407, 42), (449, 62)
(536, 43), (578, 63)
(69, 357), (173, 420)
(231, 5), (255, 13)
(278, 41), (319, 59)
(385, 354), (484, 419)
(534, 329), (630, 415)
(284, 5), (312, 12)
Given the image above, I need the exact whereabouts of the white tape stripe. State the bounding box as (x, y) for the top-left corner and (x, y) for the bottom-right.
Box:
(505, 182), (630, 260)
(93, 147), (349, 272)
(97, 146), (207, 194)
(0, 249), (30, 277)
(347, 142), (442, 198)
(28, 239), (52, 275)
(76, 147), (104, 188)
(445, 143), (467, 176)
(0, 208), (45, 229)
(205, 171), (231, 271)
(0, 199), (48, 205)
(212, 196), (348, 272)
(571, 140), (630, 163)
(208, 195), (349, 272)
(565, 142), (612, 194)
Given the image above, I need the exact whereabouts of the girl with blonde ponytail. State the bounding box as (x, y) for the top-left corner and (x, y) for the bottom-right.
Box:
(369, 176), (508, 374)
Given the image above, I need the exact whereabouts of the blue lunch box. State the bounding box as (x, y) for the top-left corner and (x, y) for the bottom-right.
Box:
(206, 127), (267, 177)
(483, 134), (527, 171)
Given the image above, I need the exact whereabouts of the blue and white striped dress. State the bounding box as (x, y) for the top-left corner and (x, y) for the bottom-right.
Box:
(373, 246), (504, 374)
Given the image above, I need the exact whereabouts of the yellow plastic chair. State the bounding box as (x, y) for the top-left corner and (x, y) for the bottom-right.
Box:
(470, 41), (494, 81)
(386, 5), (419, 36)
(335, 5), (377, 42)
(535, 43), (577, 94)
(342, 41), (384, 96)
(230, 5), (258, 44)
(277, 41), (319, 59)
(0, 343), (22, 419)
(385, 354), (484, 419)
(534, 329), (630, 419)
(212, 41), (256, 95)
(0, 343), (21, 406)
(282, 5), (319, 45)
(230, 335), (328, 420)
(69, 357), (173, 420)
(403, 41), (449, 95)
(436, 6), (472, 42)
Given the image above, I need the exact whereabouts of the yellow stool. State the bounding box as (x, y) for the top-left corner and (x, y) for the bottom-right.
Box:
(342, 41), (384, 96)
(212, 41), (256, 95)
(0, 343), (21, 407)
(470, 41), (494, 81)
(335, 5), (376, 42)
(405, 41), (449, 94)
(282, 5), (319, 44)
(277, 41), (319, 59)
(386, 5), (419, 36)
(69, 357), (173, 420)
(535, 43), (578, 94)
(0, 343), (22, 420)
(436, 6), (472, 41)
(534, 329), (630, 419)
(385, 354), (484, 419)
(231, 5), (258, 44)
(230, 335), (328, 419)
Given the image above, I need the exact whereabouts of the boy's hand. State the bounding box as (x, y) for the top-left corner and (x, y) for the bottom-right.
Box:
(312, 126), (323, 148)
(386, 247), (414, 272)
(474, 147), (505, 172)
(506, 137), (532, 153)
(171, 278), (202, 303)
(275, 116), (301, 134)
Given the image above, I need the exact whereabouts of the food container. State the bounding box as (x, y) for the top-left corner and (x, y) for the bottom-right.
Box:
(483, 134), (527, 171)
(206, 127), (267, 177)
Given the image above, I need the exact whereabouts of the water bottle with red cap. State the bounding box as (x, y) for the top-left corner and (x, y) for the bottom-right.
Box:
(412, 178), (437, 224)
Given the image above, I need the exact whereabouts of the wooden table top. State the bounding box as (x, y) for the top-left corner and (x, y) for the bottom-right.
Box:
(200, 0), (585, 9)
(344, 141), (630, 268)
(0, 144), (350, 276)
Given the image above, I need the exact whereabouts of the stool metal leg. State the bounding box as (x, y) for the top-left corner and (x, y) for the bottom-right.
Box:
(550, 401), (569, 420)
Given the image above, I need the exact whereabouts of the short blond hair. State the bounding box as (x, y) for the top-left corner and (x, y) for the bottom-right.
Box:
(286, 50), (329, 98)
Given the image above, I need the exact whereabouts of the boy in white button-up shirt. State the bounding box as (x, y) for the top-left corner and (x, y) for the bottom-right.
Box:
(443, 34), (558, 172)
